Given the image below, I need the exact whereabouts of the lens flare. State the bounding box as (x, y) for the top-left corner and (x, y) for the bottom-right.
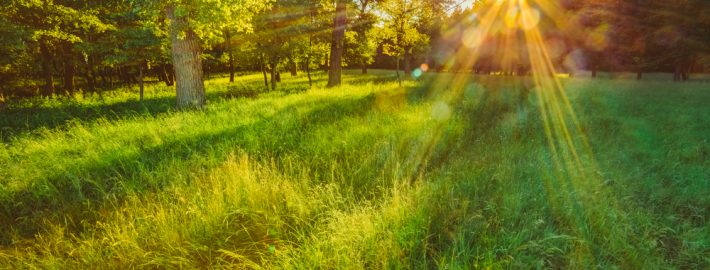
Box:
(420, 63), (429, 72)
(410, 0), (631, 263)
(412, 68), (423, 79)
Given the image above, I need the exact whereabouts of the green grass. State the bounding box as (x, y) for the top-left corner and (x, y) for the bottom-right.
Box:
(0, 70), (708, 269)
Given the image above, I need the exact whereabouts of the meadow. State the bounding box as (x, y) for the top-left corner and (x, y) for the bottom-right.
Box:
(0, 70), (708, 269)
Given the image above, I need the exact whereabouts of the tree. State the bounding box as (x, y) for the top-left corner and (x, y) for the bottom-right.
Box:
(377, 0), (433, 82)
(327, 0), (347, 87)
(134, 0), (270, 108)
(348, 0), (379, 74)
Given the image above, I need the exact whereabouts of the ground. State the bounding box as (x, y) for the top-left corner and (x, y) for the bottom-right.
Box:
(0, 70), (708, 269)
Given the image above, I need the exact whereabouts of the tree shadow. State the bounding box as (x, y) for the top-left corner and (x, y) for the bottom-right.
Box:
(1, 96), (176, 142)
(0, 93), (376, 245)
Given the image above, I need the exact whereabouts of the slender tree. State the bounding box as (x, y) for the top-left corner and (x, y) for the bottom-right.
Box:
(327, 0), (347, 87)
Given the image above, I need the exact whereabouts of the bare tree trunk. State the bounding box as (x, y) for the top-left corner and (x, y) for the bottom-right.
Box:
(289, 58), (298, 76)
(39, 39), (54, 96)
(403, 51), (412, 78)
(683, 59), (694, 81)
(139, 61), (145, 102)
(305, 58), (312, 87)
(165, 64), (175, 86)
(395, 57), (402, 87)
(204, 62), (211, 80)
(361, 60), (367, 74)
(261, 54), (268, 90)
(99, 69), (108, 88)
(270, 61), (278, 91)
(636, 71), (642, 80)
(84, 54), (96, 94)
(157, 65), (167, 83)
(107, 67), (114, 88)
(225, 29), (235, 83)
(167, 5), (205, 109)
(327, 0), (346, 87)
(62, 43), (75, 95)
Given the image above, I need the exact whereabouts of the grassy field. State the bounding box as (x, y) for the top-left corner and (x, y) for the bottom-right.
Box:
(0, 70), (708, 269)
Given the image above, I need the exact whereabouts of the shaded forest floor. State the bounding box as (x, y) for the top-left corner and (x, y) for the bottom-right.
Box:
(1, 70), (708, 268)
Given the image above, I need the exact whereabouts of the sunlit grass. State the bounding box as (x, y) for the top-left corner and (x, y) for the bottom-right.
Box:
(0, 70), (708, 268)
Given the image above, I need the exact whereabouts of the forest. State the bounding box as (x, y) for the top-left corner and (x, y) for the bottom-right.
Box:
(1, 0), (709, 269)
(1, 0), (708, 104)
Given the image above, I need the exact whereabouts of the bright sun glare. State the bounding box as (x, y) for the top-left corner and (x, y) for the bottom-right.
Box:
(417, 0), (612, 259)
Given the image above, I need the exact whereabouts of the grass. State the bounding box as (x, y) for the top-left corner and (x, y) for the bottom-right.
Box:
(0, 70), (708, 269)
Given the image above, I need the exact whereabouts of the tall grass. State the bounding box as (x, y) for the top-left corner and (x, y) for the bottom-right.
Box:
(0, 70), (708, 268)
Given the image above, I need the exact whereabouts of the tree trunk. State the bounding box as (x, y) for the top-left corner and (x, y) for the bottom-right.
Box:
(270, 62), (277, 91)
(591, 66), (597, 78)
(204, 62), (210, 80)
(327, 0), (347, 87)
(165, 64), (175, 86)
(139, 62), (145, 102)
(636, 71), (642, 80)
(167, 5), (205, 109)
(62, 43), (75, 95)
(85, 54), (96, 94)
(117, 66), (126, 85)
(395, 57), (402, 87)
(107, 67), (114, 88)
(403, 50), (412, 78)
(361, 60), (367, 74)
(305, 58), (312, 87)
(39, 39), (54, 96)
(289, 58), (298, 76)
(99, 69), (108, 89)
(261, 55), (268, 90)
(225, 29), (235, 83)
(682, 60), (693, 81)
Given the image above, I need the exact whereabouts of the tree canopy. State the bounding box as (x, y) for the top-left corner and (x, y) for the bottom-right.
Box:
(1, 0), (708, 104)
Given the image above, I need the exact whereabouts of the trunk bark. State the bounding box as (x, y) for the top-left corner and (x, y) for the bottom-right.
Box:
(261, 54), (268, 90)
(166, 64), (175, 86)
(204, 63), (210, 80)
(305, 58), (312, 87)
(99, 69), (108, 89)
(270, 62), (277, 91)
(403, 50), (412, 78)
(139, 62), (145, 102)
(327, 0), (346, 87)
(289, 58), (298, 76)
(85, 54), (96, 93)
(108, 67), (114, 88)
(591, 66), (597, 78)
(157, 65), (167, 83)
(167, 5), (205, 109)
(395, 57), (402, 87)
(39, 39), (54, 96)
(62, 43), (75, 95)
(682, 60), (693, 81)
(225, 29), (235, 83)
(361, 60), (367, 74)
(636, 71), (642, 80)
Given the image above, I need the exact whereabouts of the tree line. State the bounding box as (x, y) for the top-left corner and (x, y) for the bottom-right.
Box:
(1, 0), (708, 107)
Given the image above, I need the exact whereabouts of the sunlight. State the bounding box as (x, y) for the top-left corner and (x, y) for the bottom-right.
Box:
(403, 0), (632, 263)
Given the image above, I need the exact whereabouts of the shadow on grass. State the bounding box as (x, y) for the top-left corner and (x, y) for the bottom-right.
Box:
(0, 96), (176, 142)
(0, 93), (376, 245)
